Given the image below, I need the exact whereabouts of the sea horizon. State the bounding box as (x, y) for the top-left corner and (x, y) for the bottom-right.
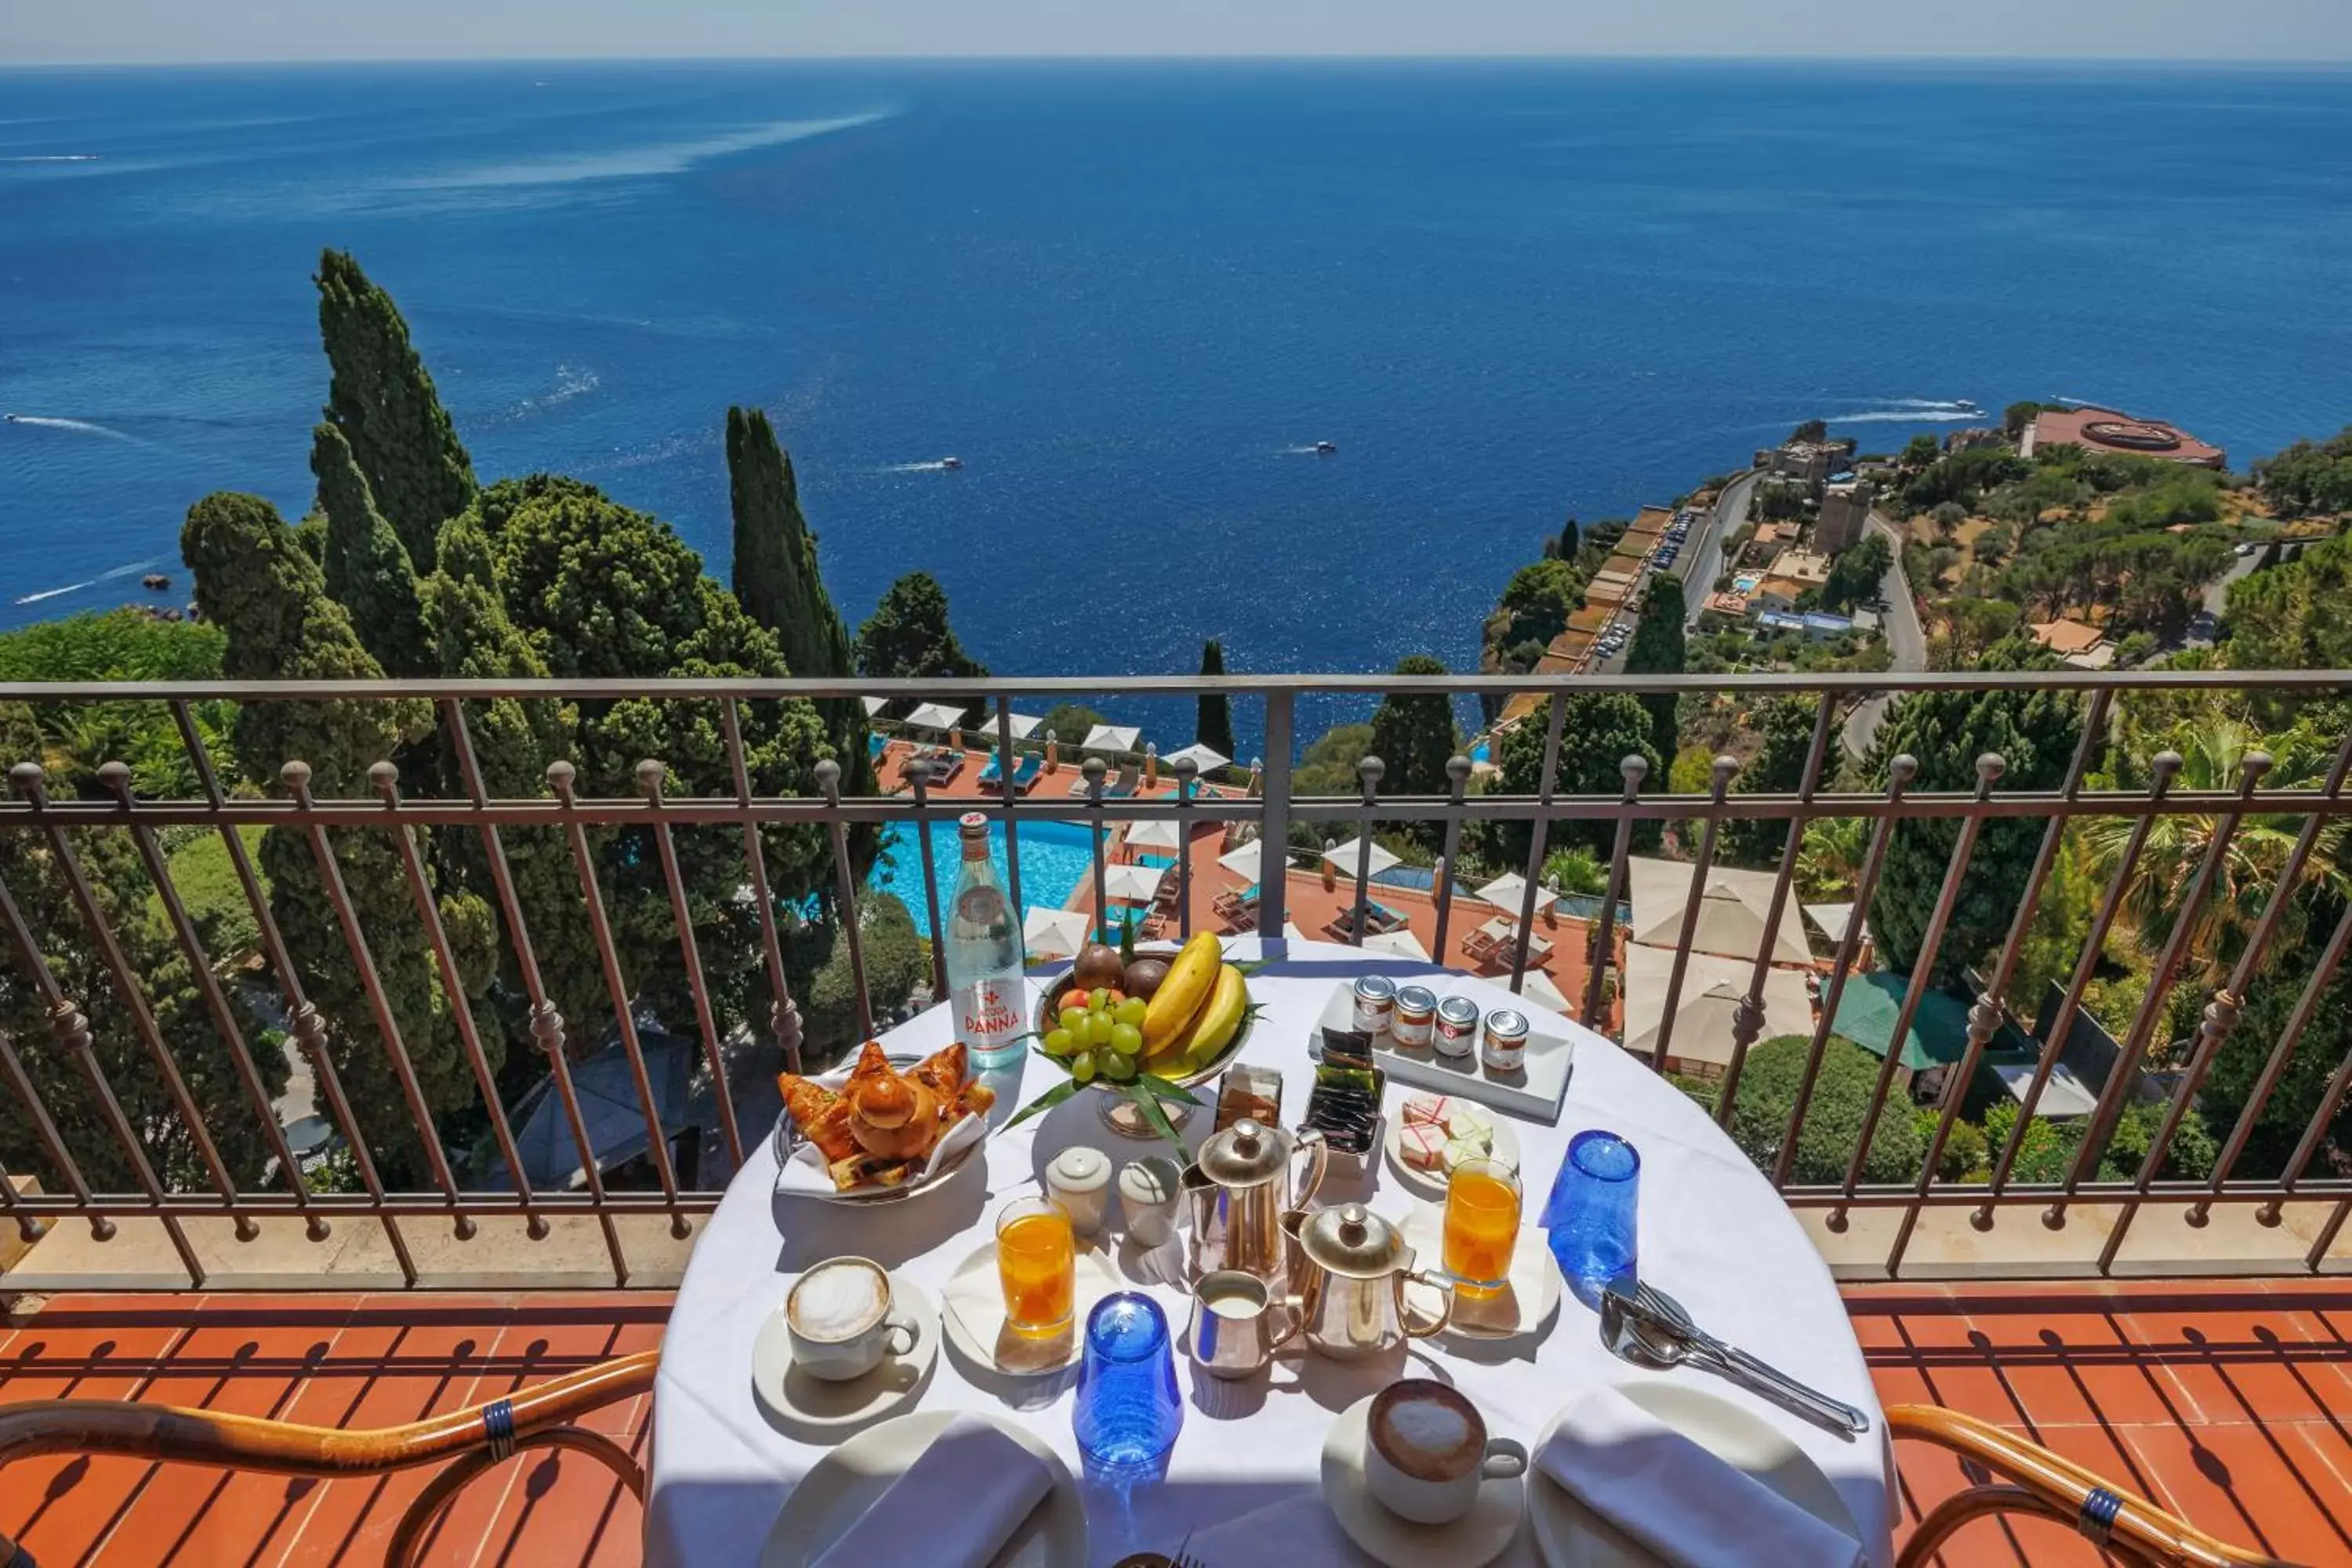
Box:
(4, 57), (2348, 742)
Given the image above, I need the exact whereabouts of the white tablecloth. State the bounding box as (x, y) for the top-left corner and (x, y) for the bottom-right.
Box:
(646, 938), (1894, 1567)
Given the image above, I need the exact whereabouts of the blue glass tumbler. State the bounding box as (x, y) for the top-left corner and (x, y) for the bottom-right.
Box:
(1073, 1292), (1182, 1478)
(1542, 1129), (1641, 1308)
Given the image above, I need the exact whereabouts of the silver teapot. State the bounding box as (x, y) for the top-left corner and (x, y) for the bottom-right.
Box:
(1181, 1118), (1328, 1283)
(1279, 1203), (1454, 1361)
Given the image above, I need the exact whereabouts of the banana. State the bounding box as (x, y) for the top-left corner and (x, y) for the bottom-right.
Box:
(1142, 931), (1224, 1059)
(1178, 964), (1250, 1072)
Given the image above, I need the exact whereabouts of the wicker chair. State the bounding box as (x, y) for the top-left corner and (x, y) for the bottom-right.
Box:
(0, 1348), (657, 1568)
(1888, 1404), (2303, 1567)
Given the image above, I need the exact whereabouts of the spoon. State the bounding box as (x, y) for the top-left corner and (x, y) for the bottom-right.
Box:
(1598, 1278), (1871, 1438)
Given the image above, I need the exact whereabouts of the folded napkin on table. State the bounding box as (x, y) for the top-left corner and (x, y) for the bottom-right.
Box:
(1185, 1493), (1359, 1566)
(808, 1413), (1054, 1568)
(1538, 1384), (1862, 1568)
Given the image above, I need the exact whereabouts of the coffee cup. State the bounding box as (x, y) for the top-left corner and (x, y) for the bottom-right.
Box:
(1363, 1378), (1526, 1524)
(786, 1257), (917, 1382)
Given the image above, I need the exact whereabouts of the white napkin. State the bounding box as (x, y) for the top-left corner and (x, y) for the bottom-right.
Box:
(808, 1413), (1054, 1568)
(1538, 1385), (1863, 1568)
(1185, 1493), (1359, 1566)
(775, 1098), (986, 1195)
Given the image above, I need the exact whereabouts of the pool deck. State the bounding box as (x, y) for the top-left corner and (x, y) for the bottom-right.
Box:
(873, 738), (1618, 1033)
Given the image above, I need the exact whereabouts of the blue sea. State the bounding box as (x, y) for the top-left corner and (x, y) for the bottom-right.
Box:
(4, 61), (2350, 750)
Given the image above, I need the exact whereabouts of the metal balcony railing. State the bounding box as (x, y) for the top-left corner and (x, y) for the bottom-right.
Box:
(2, 668), (2349, 1288)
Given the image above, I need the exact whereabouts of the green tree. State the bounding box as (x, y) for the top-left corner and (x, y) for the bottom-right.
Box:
(1726, 1035), (1925, 1185)
(1368, 655), (1459, 804)
(310, 422), (430, 676)
(183, 490), (470, 1180)
(1904, 434), (1943, 466)
(1722, 695), (1817, 865)
(1495, 557), (1584, 651)
(315, 249), (476, 568)
(0, 610), (233, 797)
(1494, 692), (1660, 863)
(1292, 722), (1374, 800)
(1820, 531), (1891, 614)
(855, 572), (990, 723)
(1865, 635), (2082, 979)
(2200, 887), (2352, 1180)
(2252, 426), (2352, 517)
(1196, 639), (1236, 760)
(1789, 419), (1828, 445)
(1041, 705), (1109, 754)
(2083, 717), (2349, 976)
(1622, 577), (1686, 764)
(726, 405), (875, 862)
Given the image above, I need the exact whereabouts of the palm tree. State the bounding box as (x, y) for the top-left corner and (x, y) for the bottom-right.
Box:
(1542, 847), (1607, 898)
(1796, 816), (1870, 902)
(2084, 718), (2349, 975)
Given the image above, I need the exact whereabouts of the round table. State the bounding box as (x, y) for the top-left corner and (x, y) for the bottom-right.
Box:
(646, 938), (1894, 1567)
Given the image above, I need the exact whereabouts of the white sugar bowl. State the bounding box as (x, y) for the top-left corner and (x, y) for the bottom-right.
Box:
(1045, 1146), (1112, 1237)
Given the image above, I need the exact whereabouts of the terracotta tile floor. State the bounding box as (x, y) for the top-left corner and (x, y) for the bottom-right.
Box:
(1850, 1278), (2352, 1568)
(6, 1281), (2351, 1565)
(0, 1292), (667, 1567)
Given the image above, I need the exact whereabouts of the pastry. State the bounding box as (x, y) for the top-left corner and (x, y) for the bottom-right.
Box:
(1399, 1121), (1447, 1171)
(1402, 1092), (1451, 1128)
(778, 1037), (986, 1189)
(1442, 1102), (1493, 1143)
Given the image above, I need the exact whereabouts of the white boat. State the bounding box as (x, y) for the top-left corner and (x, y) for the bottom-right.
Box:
(1313, 439), (1337, 455)
(939, 456), (963, 470)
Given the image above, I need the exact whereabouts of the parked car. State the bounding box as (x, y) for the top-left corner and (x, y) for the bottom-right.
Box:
(2235, 541), (2258, 557)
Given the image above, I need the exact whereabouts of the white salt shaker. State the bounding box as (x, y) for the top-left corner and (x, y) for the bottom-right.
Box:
(1045, 1146), (1112, 1238)
(1116, 1155), (1182, 1247)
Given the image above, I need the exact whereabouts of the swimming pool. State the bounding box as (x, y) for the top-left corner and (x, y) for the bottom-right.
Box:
(870, 816), (1102, 938)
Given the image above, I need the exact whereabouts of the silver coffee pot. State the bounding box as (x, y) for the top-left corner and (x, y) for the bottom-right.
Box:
(1279, 1203), (1454, 1360)
(1181, 1118), (1328, 1283)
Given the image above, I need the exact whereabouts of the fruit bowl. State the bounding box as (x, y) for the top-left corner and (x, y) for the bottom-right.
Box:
(1031, 971), (1255, 1091)
(1007, 933), (1260, 1145)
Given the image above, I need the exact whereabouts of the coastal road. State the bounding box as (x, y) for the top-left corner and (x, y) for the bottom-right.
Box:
(1841, 514), (1926, 760)
(2182, 549), (2259, 649)
(1683, 468), (1761, 630)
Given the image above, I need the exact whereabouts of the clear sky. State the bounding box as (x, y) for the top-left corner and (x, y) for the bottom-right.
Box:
(7, 0), (2350, 65)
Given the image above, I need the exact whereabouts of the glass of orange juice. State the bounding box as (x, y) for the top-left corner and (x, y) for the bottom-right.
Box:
(1443, 1157), (1522, 1302)
(996, 1196), (1077, 1338)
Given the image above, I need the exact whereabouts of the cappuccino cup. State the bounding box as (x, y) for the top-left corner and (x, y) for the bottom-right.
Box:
(786, 1257), (917, 1382)
(1363, 1378), (1526, 1524)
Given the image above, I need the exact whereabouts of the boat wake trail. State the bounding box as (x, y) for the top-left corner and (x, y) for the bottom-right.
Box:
(885, 459), (954, 473)
(1834, 408), (1980, 425)
(505, 364), (601, 419)
(4, 413), (153, 445)
(12, 558), (162, 607)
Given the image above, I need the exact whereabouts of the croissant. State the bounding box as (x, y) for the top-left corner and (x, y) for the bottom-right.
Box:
(850, 1073), (943, 1160)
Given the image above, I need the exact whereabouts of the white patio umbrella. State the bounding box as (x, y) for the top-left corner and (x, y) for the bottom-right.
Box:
(1217, 839), (1265, 882)
(1083, 723), (1143, 755)
(859, 695), (889, 717)
(1023, 906), (1091, 960)
(1323, 837), (1402, 879)
(1101, 862), (1167, 904)
(1519, 968), (1573, 1014)
(1475, 871), (1530, 909)
(1002, 710), (1044, 740)
(1123, 818), (1185, 853)
(1161, 742), (1231, 774)
(1619, 944), (1812, 1068)
(1364, 929), (1431, 960)
(1281, 921), (1307, 942)
(1628, 856), (1809, 967)
(905, 701), (964, 733)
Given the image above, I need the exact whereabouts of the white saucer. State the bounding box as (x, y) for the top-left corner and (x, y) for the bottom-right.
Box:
(1402, 1204), (1563, 1342)
(750, 1276), (939, 1435)
(1319, 1394), (1523, 1568)
(1383, 1109), (1523, 1202)
(938, 1236), (1125, 1377)
(1526, 1381), (1857, 1567)
(759, 1408), (1087, 1568)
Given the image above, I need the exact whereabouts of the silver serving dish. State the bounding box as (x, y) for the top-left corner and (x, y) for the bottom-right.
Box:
(771, 1050), (990, 1205)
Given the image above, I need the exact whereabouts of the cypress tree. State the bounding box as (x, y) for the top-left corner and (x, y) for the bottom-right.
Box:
(1368, 655), (1459, 837)
(1196, 640), (1236, 759)
(182, 491), (473, 1180)
(726, 406), (873, 793)
(312, 423), (430, 676)
(316, 249), (477, 570)
(1624, 575), (1688, 765)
